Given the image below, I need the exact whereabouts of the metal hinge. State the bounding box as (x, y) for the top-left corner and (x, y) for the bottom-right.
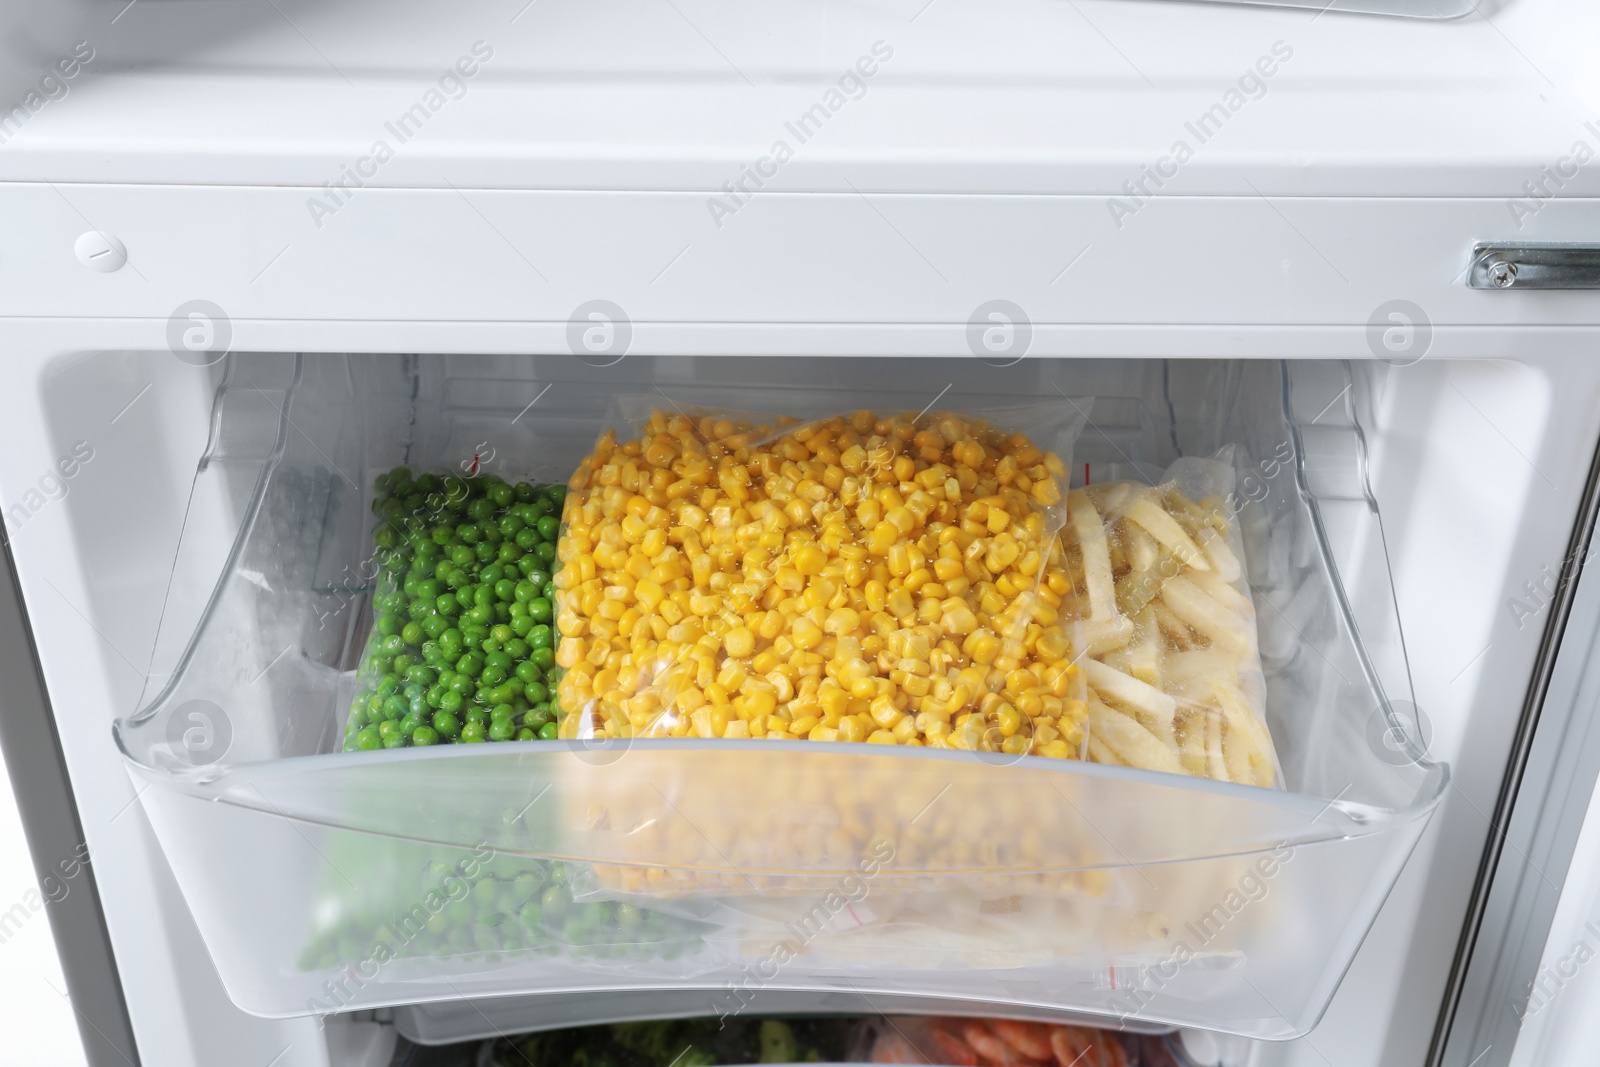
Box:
(1468, 244), (1600, 290)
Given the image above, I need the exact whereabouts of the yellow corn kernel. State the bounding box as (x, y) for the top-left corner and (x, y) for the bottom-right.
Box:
(793, 542), (827, 575)
(724, 626), (755, 658)
(870, 695), (904, 728)
(825, 608), (861, 635)
(837, 715), (867, 742)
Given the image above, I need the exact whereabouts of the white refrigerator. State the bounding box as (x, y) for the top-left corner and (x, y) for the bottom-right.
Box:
(1, 0), (1598, 1065)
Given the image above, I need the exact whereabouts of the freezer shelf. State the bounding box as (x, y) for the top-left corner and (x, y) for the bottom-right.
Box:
(112, 354), (1443, 1038)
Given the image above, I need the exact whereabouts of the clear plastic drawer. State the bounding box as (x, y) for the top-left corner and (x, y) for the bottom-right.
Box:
(114, 354), (1444, 1038)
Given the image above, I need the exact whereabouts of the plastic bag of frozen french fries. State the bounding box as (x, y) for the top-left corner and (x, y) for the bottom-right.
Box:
(555, 396), (1092, 755)
(1063, 448), (1280, 788)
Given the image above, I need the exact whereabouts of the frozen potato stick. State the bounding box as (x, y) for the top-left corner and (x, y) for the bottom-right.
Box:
(1088, 697), (1182, 774)
(1175, 709), (1207, 776)
(1124, 495), (1210, 571)
(1068, 491), (1119, 623)
(1154, 602), (1200, 650)
(1086, 734), (1126, 767)
(1190, 569), (1255, 619)
(1213, 678), (1275, 761)
(1164, 649), (1238, 687)
(1126, 522), (1160, 573)
(1204, 710), (1228, 782)
(1125, 605), (1162, 690)
(1162, 576), (1252, 654)
(1115, 569), (1160, 617)
(1196, 526), (1242, 584)
(1081, 616), (1135, 654)
(1084, 658), (1177, 726)
(1222, 715), (1254, 784)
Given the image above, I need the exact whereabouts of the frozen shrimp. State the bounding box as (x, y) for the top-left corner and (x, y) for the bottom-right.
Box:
(963, 1021), (1047, 1067)
(924, 1020), (980, 1066)
(990, 1020), (1054, 1061)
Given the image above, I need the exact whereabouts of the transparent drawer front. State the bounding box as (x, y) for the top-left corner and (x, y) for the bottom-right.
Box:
(114, 354), (1443, 1038)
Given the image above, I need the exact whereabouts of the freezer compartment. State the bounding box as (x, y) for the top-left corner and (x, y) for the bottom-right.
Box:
(112, 355), (1442, 1038)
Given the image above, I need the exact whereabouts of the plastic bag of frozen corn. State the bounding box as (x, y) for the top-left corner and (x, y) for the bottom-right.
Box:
(1063, 448), (1281, 788)
(554, 396), (1092, 757)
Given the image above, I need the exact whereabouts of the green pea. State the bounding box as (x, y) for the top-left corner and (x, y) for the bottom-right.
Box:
(411, 725), (438, 745)
(527, 625), (553, 650)
(375, 613), (400, 637)
(421, 614), (448, 639)
(488, 720), (515, 742)
(534, 541), (556, 564)
(529, 646), (555, 670)
(537, 721), (559, 740)
(450, 544), (475, 567)
(432, 710), (461, 738)
(539, 885), (568, 918)
(435, 593), (460, 617)
(355, 726), (381, 750)
(514, 661), (542, 685)
(525, 570), (550, 590)
(516, 727), (536, 741)
(531, 496), (554, 516)
(514, 528), (538, 550)
(503, 638), (529, 660)
(535, 516), (559, 540)
(439, 690), (464, 713)
(524, 682), (549, 704)
(461, 721), (488, 743)
(457, 523), (480, 545)
(399, 622), (423, 646)
(491, 624), (515, 646)
(526, 597), (552, 623)
(497, 542), (520, 564)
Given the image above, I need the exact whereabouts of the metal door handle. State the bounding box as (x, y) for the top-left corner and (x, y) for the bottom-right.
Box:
(1468, 244), (1600, 289)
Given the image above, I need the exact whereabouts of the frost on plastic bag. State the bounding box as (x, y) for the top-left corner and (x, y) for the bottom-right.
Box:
(849, 1016), (1139, 1067)
(554, 398), (1090, 755)
(1063, 446), (1281, 788)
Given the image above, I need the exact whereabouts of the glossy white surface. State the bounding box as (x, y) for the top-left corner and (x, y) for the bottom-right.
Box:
(0, 0), (1597, 196)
